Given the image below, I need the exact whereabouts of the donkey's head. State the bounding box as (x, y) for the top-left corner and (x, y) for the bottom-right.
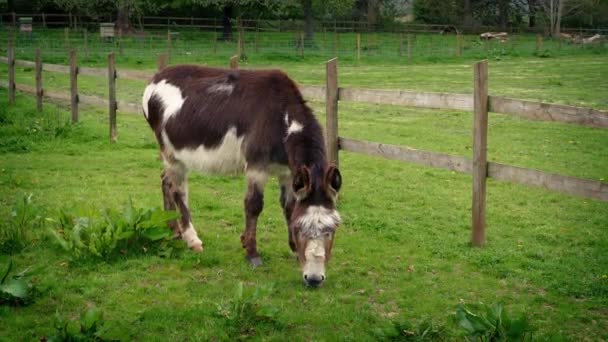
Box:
(290, 165), (342, 287)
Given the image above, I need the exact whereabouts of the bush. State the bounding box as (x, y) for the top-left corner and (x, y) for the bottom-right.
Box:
(0, 193), (43, 255)
(49, 199), (179, 260)
(215, 282), (283, 339)
(45, 307), (129, 341)
(455, 303), (535, 341)
(0, 258), (35, 306)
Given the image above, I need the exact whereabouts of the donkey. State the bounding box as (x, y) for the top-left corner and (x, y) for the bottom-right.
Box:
(142, 65), (342, 287)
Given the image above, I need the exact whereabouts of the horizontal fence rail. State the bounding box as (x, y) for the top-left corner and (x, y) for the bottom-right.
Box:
(340, 137), (608, 202)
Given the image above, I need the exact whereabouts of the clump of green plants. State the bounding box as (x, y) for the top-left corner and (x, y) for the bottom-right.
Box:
(0, 258), (35, 306)
(49, 199), (179, 260)
(0, 105), (74, 153)
(45, 307), (129, 341)
(215, 282), (283, 340)
(0, 193), (43, 255)
(455, 303), (535, 341)
(374, 319), (449, 341)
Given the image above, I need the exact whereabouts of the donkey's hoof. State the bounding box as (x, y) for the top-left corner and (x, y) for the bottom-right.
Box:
(247, 256), (263, 268)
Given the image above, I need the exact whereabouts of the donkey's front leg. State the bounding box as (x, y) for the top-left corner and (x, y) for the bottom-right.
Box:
(164, 165), (203, 252)
(279, 174), (296, 252)
(241, 169), (268, 267)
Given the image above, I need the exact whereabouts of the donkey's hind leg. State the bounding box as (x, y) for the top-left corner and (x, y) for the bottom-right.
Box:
(163, 163), (203, 252)
(161, 170), (181, 238)
(241, 168), (268, 267)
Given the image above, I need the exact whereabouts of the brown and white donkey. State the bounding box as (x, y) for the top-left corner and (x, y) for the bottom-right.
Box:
(142, 65), (342, 286)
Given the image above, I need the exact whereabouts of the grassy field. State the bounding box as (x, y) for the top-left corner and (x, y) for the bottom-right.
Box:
(0, 35), (607, 340)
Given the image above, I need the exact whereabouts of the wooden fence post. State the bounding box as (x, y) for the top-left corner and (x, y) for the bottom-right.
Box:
(167, 30), (172, 61)
(472, 60), (489, 247)
(230, 55), (239, 69)
(300, 31), (304, 57)
(407, 34), (412, 63)
(118, 28), (123, 55)
(42, 13), (46, 28)
(237, 30), (242, 59)
(83, 29), (89, 58)
(64, 27), (70, 48)
(108, 53), (117, 142)
(536, 34), (543, 53)
(69, 49), (79, 123)
(35, 48), (43, 111)
(356, 33), (361, 63)
(157, 53), (168, 71)
(326, 58), (339, 167)
(8, 37), (15, 105)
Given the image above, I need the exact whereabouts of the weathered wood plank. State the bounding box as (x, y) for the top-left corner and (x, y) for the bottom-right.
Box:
(326, 58), (339, 167)
(338, 87), (473, 111)
(488, 162), (608, 202)
(339, 137), (473, 174)
(157, 54), (168, 71)
(472, 60), (489, 247)
(69, 49), (78, 123)
(79, 93), (108, 107)
(79, 66), (107, 78)
(35, 49), (42, 111)
(43, 63), (70, 74)
(108, 53), (117, 142)
(299, 85), (325, 101)
(14, 59), (35, 68)
(116, 100), (140, 114)
(489, 96), (608, 128)
(8, 38), (15, 104)
(116, 69), (152, 81)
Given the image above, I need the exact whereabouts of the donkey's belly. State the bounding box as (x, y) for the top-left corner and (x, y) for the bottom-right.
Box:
(164, 127), (246, 175)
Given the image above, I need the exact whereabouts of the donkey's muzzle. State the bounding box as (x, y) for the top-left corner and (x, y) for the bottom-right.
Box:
(304, 274), (325, 287)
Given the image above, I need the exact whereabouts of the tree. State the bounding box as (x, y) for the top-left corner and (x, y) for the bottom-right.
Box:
(538, 0), (599, 36)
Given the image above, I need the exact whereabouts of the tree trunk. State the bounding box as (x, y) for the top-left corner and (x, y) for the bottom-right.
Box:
(555, 0), (563, 36)
(528, 0), (537, 28)
(221, 4), (233, 41)
(463, 0), (473, 29)
(302, 0), (315, 43)
(117, 0), (131, 32)
(367, 0), (379, 28)
(498, 0), (509, 29)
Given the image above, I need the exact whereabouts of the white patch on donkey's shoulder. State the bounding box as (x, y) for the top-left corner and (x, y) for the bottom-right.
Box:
(297, 206), (341, 238)
(287, 120), (303, 136)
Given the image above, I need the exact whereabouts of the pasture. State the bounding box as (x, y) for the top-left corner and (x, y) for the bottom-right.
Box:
(0, 37), (607, 340)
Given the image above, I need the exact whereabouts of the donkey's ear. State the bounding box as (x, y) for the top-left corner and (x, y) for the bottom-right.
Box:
(325, 166), (342, 193)
(293, 166), (312, 200)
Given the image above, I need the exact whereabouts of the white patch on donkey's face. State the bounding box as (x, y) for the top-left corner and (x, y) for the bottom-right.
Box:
(296, 206), (341, 239)
(142, 79), (185, 123)
(302, 238), (326, 280)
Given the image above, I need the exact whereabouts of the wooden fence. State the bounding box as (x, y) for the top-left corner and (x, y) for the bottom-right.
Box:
(2, 46), (607, 246)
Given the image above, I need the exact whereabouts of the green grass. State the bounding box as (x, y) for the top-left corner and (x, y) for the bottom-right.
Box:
(0, 44), (607, 340)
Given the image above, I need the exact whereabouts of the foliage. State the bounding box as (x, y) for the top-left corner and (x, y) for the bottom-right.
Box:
(0, 258), (35, 305)
(455, 303), (535, 341)
(0, 193), (43, 255)
(215, 282), (283, 339)
(48, 199), (179, 260)
(46, 307), (129, 341)
(0, 104), (74, 153)
(374, 319), (449, 341)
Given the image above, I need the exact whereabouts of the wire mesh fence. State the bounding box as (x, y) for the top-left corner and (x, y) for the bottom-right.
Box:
(1, 25), (606, 67)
